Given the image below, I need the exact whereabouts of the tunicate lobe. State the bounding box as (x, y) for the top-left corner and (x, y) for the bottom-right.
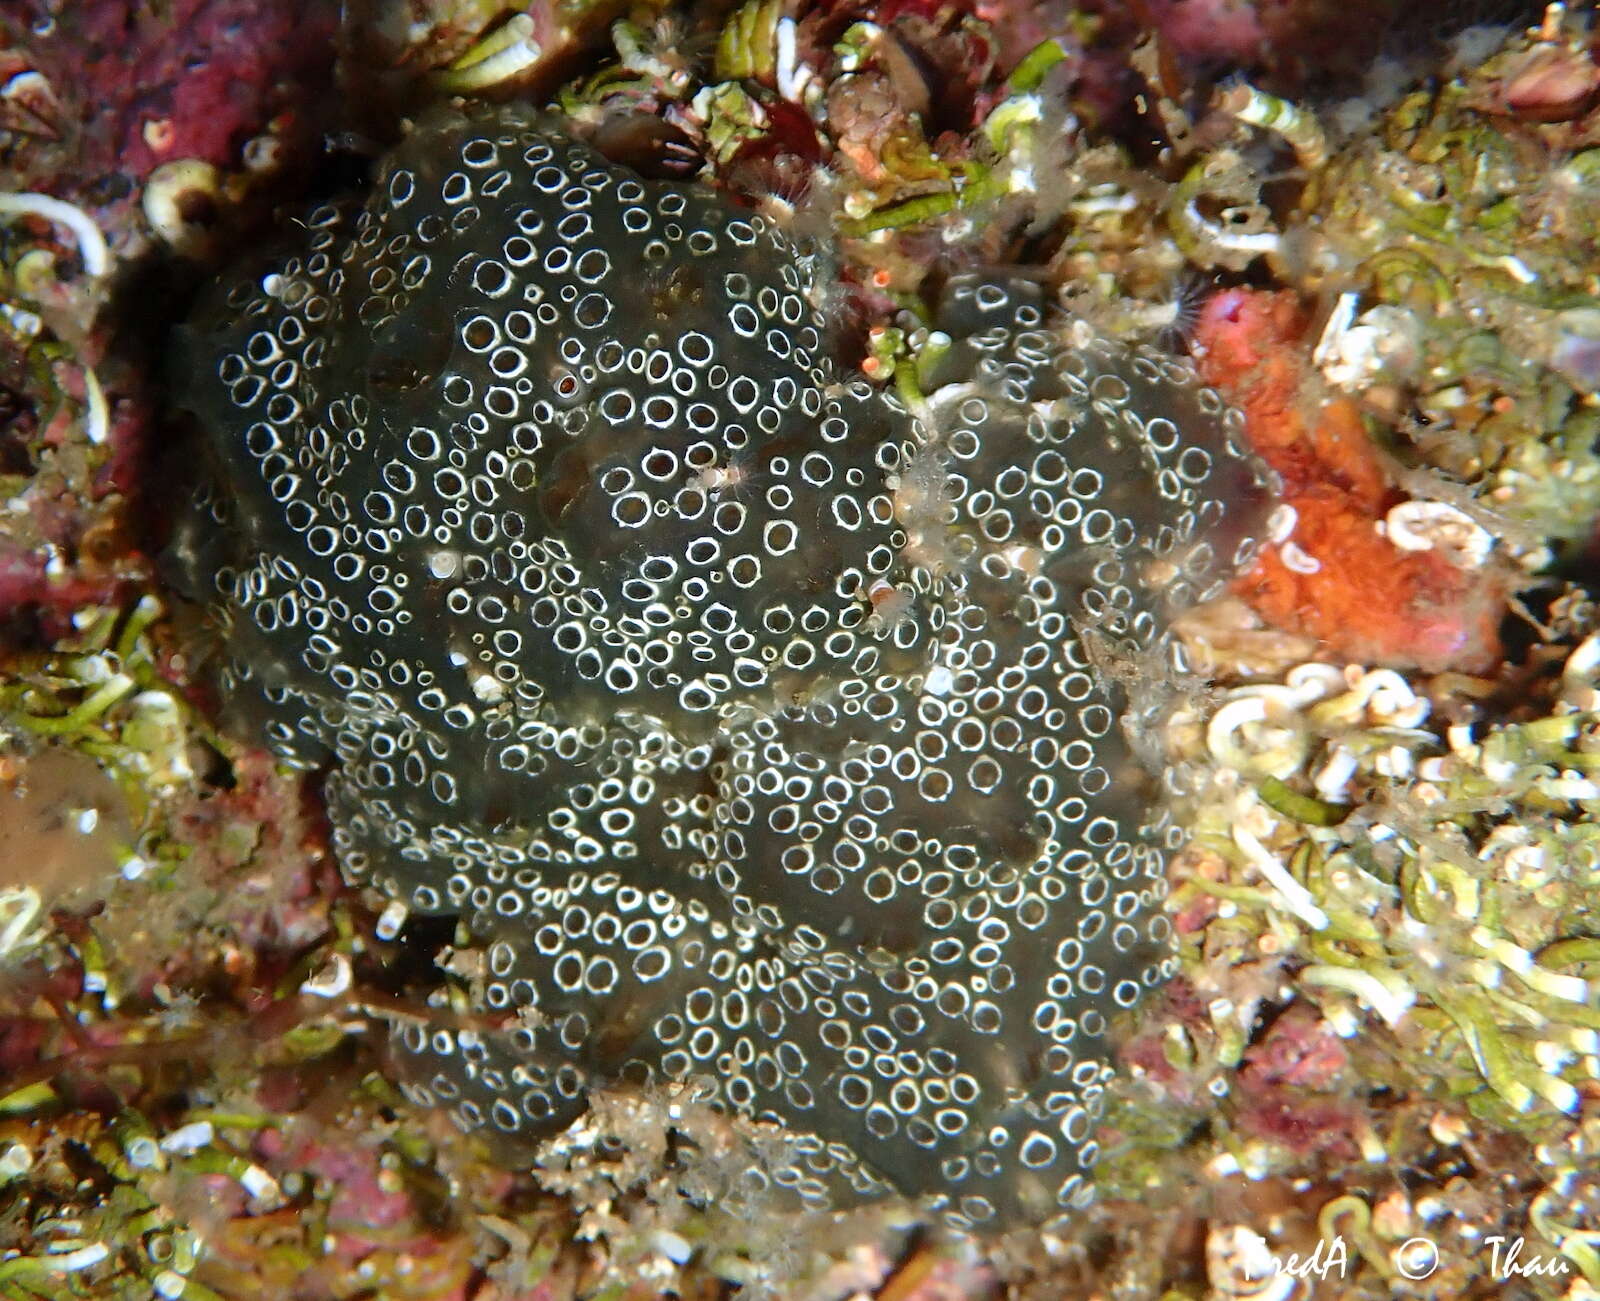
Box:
(171, 104), (1273, 1229)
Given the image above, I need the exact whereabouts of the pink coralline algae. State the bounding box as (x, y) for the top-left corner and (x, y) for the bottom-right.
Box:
(1139, 0), (1271, 66)
(3, 0), (336, 186)
(0, 547), (121, 639)
(1234, 1007), (1358, 1158)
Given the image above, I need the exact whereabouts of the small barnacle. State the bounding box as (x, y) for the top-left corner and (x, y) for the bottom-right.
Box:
(142, 159), (223, 253)
(1312, 294), (1422, 390)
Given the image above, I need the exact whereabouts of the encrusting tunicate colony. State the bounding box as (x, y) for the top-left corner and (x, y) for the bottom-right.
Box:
(170, 103), (1274, 1230)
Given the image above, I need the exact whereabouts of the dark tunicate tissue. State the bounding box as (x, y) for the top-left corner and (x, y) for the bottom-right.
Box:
(170, 103), (1275, 1230)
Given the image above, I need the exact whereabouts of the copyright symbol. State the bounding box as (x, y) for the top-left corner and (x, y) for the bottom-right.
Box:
(1395, 1236), (1439, 1281)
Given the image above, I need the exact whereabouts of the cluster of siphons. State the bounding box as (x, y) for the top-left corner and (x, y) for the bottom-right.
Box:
(170, 104), (1274, 1230)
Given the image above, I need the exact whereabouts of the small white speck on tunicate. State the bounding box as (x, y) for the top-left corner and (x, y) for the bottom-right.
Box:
(376, 900), (408, 940)
(924, 665), (954, 696)
(471, 673), (506, 704)
(428, 550), (460, 579)
(74, 808), (98, 835)
(999, 543), (1043, 573)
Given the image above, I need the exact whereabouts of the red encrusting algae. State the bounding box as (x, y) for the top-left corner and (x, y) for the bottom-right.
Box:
(1194, 288), (1505, 673)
